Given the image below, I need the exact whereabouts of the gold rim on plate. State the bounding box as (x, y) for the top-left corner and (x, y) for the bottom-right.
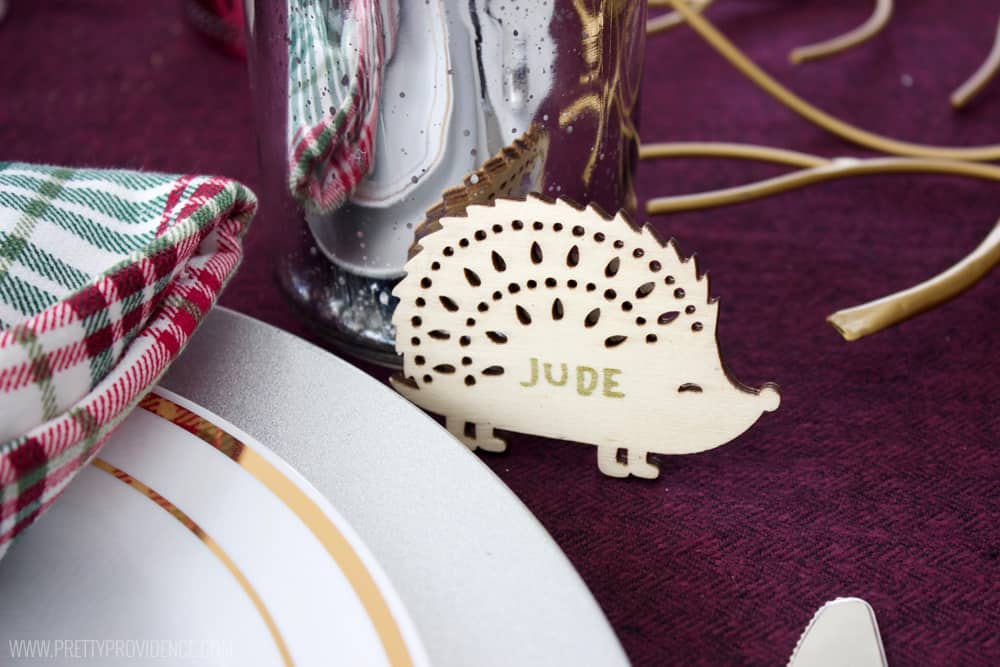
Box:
(92, 392), (415, 667)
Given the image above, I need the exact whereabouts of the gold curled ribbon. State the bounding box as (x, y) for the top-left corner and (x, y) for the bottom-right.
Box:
(951, 19), (1000, 110)
(788, 0), (893, 65)
(639, 142), (1000, 340)
(646, 0), (713, 35)
(642, 149), (1000, 214)
(828, 220), (1000, 340)
(648, 0), (893, 64)
(652, 0), (997, 109)
(660, 0), (1000, 161)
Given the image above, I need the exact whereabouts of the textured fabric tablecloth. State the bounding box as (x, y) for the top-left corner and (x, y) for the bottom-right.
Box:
(1, 2), (996, 665)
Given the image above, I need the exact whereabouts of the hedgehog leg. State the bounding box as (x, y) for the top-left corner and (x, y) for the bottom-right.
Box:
(473, 424), (507, 453)
(445, 419), (508, 453)
(627, 450), (660, 480)
(446, 417), (479, 451)
(597, 446), (630, 478)
(597, 446), (660, 478)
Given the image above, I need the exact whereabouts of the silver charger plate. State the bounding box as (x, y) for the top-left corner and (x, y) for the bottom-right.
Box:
(160, 308), (628, 667)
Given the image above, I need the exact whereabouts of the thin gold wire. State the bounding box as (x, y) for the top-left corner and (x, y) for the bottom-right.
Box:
(951, 18), (1000, 109)
(789, 0), (893, 64)
(662, 0), (1000, 161)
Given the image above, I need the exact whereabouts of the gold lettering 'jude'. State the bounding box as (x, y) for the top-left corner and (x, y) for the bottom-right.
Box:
(520, 358), (625, 398)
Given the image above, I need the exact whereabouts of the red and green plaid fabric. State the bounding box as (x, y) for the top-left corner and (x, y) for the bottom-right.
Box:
(0, 163), (256, 557)
(287, 0), (397, 213)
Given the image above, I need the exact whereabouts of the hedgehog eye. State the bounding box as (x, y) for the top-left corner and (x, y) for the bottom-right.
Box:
(678, 383), (703, 393)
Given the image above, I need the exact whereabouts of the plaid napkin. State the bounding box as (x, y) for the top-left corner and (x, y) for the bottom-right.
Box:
(287, 0), (398, 213)
(0, 163), (256, 556)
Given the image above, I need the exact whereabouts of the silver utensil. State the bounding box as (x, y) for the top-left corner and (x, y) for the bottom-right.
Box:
(788, 597), (888, 667)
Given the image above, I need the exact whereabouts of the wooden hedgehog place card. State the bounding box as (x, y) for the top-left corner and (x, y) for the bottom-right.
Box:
(390, 197), (780, 479)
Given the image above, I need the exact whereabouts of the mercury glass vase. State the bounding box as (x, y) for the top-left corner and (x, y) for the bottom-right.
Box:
(245, 0), (647, 366)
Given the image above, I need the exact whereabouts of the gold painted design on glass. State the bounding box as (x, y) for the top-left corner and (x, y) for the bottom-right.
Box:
(561, 0), (642, 200)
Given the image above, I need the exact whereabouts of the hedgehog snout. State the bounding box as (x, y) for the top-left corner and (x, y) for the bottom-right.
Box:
(758, 383), (781, 413)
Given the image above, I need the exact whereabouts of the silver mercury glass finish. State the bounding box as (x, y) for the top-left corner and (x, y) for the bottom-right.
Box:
(246, 0), (646, 366)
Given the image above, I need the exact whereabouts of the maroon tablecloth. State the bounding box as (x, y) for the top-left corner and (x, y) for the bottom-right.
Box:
(2, 2), (997, 665)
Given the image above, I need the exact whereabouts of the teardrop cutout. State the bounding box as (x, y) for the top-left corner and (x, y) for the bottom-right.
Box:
(566, 245), (580, 267)
(636, 282), (655, 298)
(492, 251), (507, 272)
(605, 335), (627, 348)
(530, 241), (544, 264)
(464, 268), (481, 286)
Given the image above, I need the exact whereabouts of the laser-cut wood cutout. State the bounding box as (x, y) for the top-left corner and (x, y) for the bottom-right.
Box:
(390, 196), (780, 479)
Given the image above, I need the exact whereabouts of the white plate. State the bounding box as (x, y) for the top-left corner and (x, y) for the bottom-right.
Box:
(0, 389), (429, 667)
(1, 308), (628, 666)
(166, 308), (627, 666)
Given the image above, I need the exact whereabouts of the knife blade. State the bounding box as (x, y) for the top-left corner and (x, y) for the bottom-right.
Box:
(787, 597), (888, 667)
